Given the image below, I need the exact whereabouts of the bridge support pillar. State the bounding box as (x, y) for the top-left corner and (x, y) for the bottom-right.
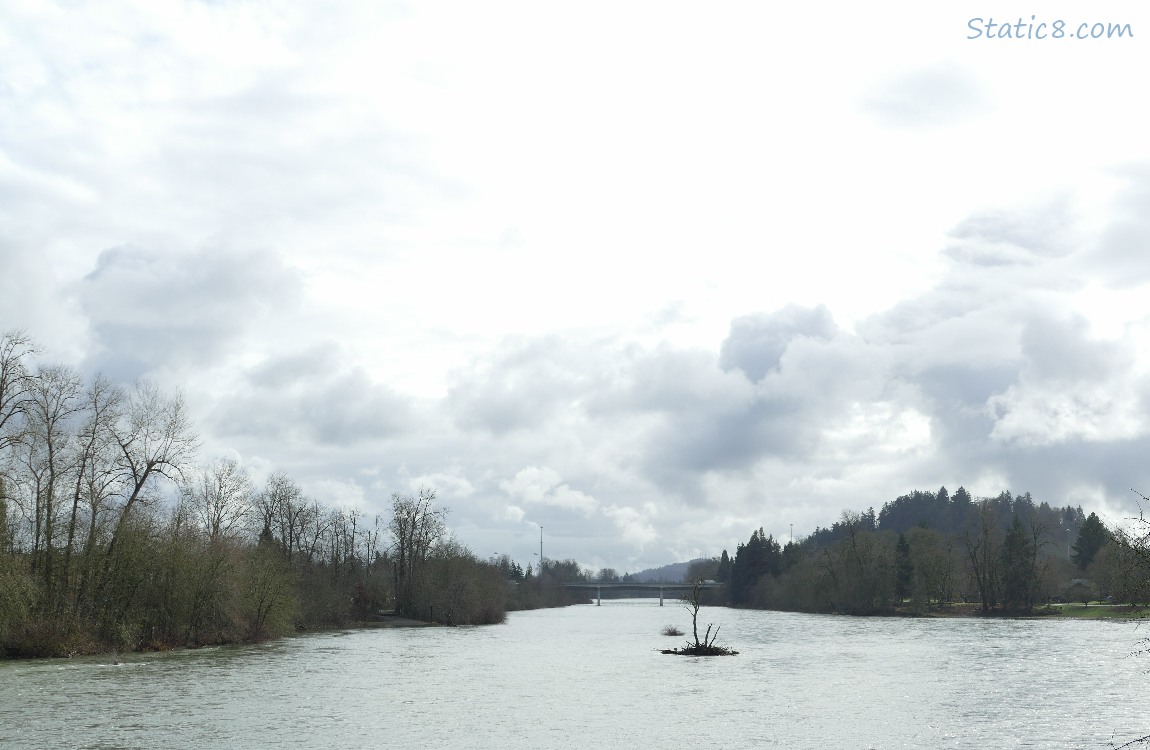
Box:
(659, 587), (663, 606)
(597, 586), (601, 606)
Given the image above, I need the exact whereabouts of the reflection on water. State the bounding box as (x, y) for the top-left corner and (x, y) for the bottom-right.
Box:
(2, 602), (1146, 749)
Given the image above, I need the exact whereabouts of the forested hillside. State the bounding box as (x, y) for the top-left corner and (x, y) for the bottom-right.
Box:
(695, 486), (1139, 615)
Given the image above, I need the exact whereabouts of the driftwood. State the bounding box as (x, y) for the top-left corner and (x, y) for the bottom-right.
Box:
(660, 644), (739, 656)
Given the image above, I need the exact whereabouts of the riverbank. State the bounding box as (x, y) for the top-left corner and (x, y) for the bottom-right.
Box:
(349, 613), (440, 628)
(1037, 603), (1148, 620)
(886, 602), (1148, 620)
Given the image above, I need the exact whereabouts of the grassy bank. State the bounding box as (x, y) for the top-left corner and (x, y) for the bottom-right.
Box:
(1036, 603), (1148, 620)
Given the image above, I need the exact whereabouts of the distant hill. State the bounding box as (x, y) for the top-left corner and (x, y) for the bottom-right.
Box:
(628, 558), (710, 583)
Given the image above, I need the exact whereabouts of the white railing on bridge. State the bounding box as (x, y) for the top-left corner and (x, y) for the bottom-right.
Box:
(563, 581), (722, 606)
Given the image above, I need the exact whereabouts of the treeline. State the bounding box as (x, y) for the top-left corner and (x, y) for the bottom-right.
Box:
(692, 486), (1142, 615)
(0, 332), (573, 658)
(493, 555), (594, 609)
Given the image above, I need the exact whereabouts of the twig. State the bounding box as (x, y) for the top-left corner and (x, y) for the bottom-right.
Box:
(1114, 732), (1150, 749)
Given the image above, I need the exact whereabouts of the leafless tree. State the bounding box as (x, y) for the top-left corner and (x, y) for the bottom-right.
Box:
(97, 380), (198, 618)
(20, 364), (83, 596)
(664, 581), (736, 656)
(297, 499), (330, 564)
(63, 374), (124, 607)
(255, 472), (307, 561)
(183, 457), (255, 543)
(961, 499), (1002, 612)
(0, 331), (38, 456)
(105, 381), (199, 557)
(389, 487), (447, 614)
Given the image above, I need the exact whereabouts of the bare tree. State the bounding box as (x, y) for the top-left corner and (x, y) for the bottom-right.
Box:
(255, 472), (307, 562)
(0, 331), (38, 456)
(961, 499), (1001, 612)
(906, 526), (957, 610)
(20, 364), (83, 597)
(183, 457), (255, 543)
(388, 487), (446, 615)
(98, 380), (199, 618)
(106, 381), (199, 556)
(297, 498), (330, 564)
(63, 374), (124, 607)
(663, 581), (737, 656)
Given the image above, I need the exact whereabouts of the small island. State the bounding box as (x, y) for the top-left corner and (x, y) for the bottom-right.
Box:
(660, 582), (738, 656)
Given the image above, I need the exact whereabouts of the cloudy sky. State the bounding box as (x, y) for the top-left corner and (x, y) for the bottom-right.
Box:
(3, 1), (1149, 572)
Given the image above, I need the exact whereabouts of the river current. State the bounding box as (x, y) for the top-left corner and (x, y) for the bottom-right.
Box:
(2, 600), (1147, 749)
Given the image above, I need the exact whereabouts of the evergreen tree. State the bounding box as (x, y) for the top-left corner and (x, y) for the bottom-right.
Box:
(894, 533), (913, 601)
(1000, 515), (1035, 612)
(730, 528), (781, 605)
(781, 540), (802, 571)
(1071, 512), (1111, 570)
(716, 550), (732, 583)
(950, 486), (973, 531)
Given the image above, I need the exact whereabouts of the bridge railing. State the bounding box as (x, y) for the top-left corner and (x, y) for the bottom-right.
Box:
(562, 581), (722, 606)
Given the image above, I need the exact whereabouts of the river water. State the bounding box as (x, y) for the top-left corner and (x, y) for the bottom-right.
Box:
(2, 601), (1147, 749)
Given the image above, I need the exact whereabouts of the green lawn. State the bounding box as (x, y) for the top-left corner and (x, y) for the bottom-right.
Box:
(1038, 603), (1149, 620)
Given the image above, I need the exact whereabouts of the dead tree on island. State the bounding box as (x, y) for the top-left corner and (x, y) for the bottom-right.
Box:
(661, 580), (738, 656)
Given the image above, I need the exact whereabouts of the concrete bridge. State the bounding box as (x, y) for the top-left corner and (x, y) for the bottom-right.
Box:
(564, 581), (722, 606)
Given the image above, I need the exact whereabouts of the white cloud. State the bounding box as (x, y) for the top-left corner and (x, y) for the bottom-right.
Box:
(306, 478), (368, 512)
(499, 467), (598, 517)
(403, 470), (476, 500)
(988, 385), (1146, 446)
(603, 505), (658, 550)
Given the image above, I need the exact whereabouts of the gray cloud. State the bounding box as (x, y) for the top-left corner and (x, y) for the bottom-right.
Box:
(1017, 313), (1129, 384)
(849, 186), (1150, 505)
(719, 304), (838, 382)
(77, 243), (302, 381)
(945, 199), (1076, 266)
(214, 360), (413, 446)
(446, 336), (596, 435)
(247, 342), (342, 389)
(444, 318), (884, 505)
(913, 363), (1014, 457)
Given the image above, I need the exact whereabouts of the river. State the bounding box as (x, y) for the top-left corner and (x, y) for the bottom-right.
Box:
(2, 601), (1146, 749)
